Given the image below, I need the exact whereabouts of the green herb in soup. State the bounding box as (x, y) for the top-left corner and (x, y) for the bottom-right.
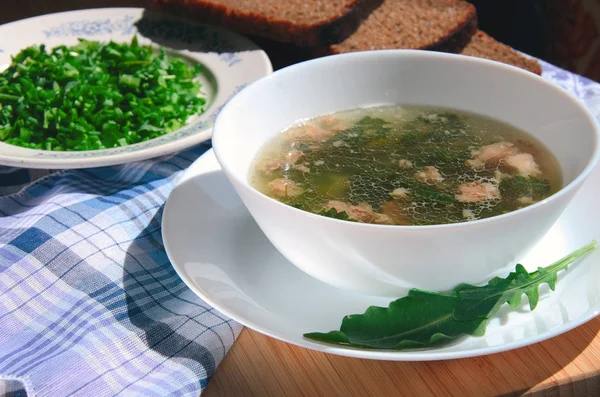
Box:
(249, 106), (562, 226)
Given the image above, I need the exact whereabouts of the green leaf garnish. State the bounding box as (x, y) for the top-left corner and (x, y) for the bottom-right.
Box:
(305, 290), (485, 349)
(318, 207), (351, 221)
(304, 241), (596, 349)
(453, 242), (594, 320)
(333, 116), (391, 145)
(500, 176), (552, 201)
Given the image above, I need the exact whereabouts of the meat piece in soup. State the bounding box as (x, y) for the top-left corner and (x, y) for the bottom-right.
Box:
(455, 182), (501, 203)
(268, 178), (303, 197)
(249, 106), (562, 225)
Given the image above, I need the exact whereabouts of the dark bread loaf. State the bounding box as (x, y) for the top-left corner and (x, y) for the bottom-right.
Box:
(457, 30), (542, 75)
(324, 0), (477, 54)
(314, 0), (540, 75)
(153, 0), (541, 75)
(152, 0), (384, 46)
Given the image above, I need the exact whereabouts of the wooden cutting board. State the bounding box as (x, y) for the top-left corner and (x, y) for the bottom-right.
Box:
(205, 320), (600, 397)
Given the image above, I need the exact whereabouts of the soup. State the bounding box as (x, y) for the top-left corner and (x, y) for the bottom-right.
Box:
(249, 106), (562, 226)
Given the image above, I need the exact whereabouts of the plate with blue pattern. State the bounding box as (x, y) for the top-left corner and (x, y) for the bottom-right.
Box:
(0, 8), (272, 169)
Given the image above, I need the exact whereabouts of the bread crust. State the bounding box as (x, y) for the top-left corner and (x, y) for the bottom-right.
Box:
(457, 30), (542, 75)
(428, 11), (478, 52)
(327, 0), (477, 54)
(152, 0), (384, 46)
(152, 0), (542, 75)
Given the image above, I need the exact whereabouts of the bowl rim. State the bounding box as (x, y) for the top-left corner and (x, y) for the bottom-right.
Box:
(213, 49), (600, 230)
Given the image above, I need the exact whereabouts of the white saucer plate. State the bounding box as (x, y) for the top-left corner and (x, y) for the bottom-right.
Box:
(0, 8), (271, 168)
(162, 149), (600, 361)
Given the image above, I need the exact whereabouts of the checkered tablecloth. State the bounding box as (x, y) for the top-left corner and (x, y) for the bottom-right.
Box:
(1, 60), (600, 397)
(0, 142), (242, 396)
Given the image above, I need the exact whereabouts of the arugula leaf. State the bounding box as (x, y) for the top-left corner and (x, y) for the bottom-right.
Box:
(453, 241), (597, 320)
(304, 241), (596, 350)
(305, 290), (486, 349)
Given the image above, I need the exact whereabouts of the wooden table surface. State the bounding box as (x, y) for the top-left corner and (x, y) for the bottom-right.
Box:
(4, 2), (600, 396)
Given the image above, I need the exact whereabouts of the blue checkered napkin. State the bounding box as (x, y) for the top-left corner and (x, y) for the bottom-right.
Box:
(0, 167), (55, 197)
(0, 143), (242, 397)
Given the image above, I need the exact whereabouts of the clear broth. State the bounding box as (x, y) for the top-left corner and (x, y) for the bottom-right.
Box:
(249, 105), (562, 226)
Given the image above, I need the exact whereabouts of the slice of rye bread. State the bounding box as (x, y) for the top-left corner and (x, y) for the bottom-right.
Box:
(456, 30), (542, 75)
(151, 0), (384, 46)
(323, 0), (478, 55)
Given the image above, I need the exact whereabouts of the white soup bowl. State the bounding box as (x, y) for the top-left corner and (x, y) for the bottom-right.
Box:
(212, 50), (600, 297)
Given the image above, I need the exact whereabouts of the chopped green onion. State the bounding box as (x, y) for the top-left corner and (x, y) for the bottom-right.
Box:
(0, 93), (20, 101)
(119, 74), (141, 89)
(0, 126), (13, 140)
(19, 127), (31, 142)
(0, 36), (206, 151)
